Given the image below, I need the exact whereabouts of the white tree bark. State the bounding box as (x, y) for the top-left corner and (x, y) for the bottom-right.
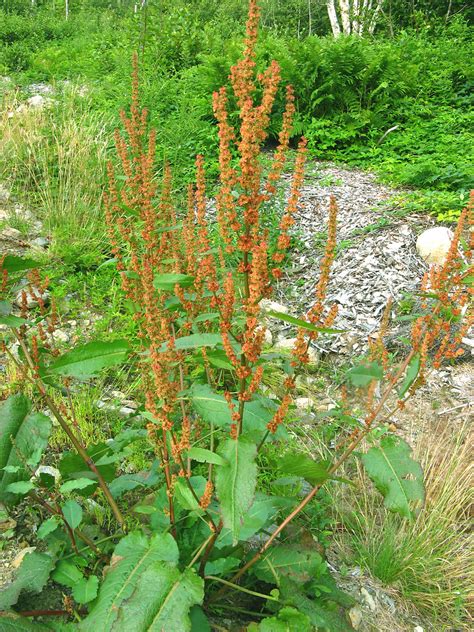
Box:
(327, 0), (383, 37)
(327, 0), (342, 36)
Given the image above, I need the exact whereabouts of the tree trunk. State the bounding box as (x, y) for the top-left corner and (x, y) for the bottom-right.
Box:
(327, 0), (341, 36)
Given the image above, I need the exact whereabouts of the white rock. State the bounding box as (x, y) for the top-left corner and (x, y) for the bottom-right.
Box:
(15, 287), (50, 309)
(360, 587), (376, 612)
(260, 299), (289, 314)
(52, 329), (69, 344)
(275, 337), (319, 363)
(0, 227), (22, 240)
(26, 94), (47, 108)
(295, 397), (312, 411)
(35, 465), (60, 483)
(414, 627), (424, 632)
(416, 226), (453, 265)
(0, 183), (10, 203)
(12, 547), (36, 569)
(348, 607), (363, 630)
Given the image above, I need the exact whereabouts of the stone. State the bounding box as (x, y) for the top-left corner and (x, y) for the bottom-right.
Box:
(30, 236), (50, 249)
(12, 547), (36, 569)
(413, 627), (424, 632)
(0, 227), (22, 240)
(52, 329), (69, 344)
(275, 337), (319, 363)
(260, 299), (289, 314)
(15, 287), (50, 309)
(26, 94), (48, 108)
(35, 465), (60, 483)
(0, 183), (10, 203)
(295, 397), (312, 411)
(348, 607), (363, 630)
(416, 226), (454, 265)
(360, 587), (376, 611)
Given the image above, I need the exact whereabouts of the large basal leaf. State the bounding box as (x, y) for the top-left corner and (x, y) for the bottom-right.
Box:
(0, 550), (55, 610)
(215, 438), (257, 544)
(79, 532), (204, 632)
(248, 607), (312, 632)
(49, 340), (130, 378)
(253, 544), (327, 585)
(0, 613), (53, 631)
(361, 436), (424, 519)
(280, 577), (353, 632)
(0, 395), (51, 505)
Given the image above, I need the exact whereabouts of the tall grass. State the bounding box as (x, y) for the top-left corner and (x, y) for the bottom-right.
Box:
(0, 86), (111, 265)
(334, 423), (473, 628)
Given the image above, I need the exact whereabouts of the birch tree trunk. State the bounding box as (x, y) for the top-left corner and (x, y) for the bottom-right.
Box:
(327, 0), (383, 36)
(327, 0), (342, 36)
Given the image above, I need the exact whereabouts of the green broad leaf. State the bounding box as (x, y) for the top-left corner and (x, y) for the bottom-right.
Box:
(0, 300), (12, 316)
(266, 310), (344, 334)
(73, 576), (99, 604)
(0, 315), (27, 327)
(0, 550), (55, 610)
(52, 560), (83, 588)
(5, 480), (34, 495)
(205, 557), (240, 577)
(78, 532), (204, 632)
(174, 476), (207, 512)
(0, 255), (40, 274)
(133, 505), (157, 515)
(253, 544), (327, 585)
(161, 333), (222, 352)
(347, 361), (383, 387)
(279, 454), (331, 486)
(49, 340), (130, 379)
(37, 516), (60, 539)
(190, 384), (286, 441)
(215, 438), (257, 544)
(193, 312), (220, 323)
(399, 353), (421, 398)
(0, 612), (53, 631)
(249, 607), (312, 631)
(59, 443), (116, 484)
(187, 447), (225, 466)
(59, 478), (97, 494)
(154, 273), (195, 291)
(200, 349), (234, 370)
(280, 578), (353, 632)
(361, 436), (424, 519)
(0, 397), (51, 505)
(189, 605), (211, 632)
(109, 468), (161, 499)
(62, 500), (83, 530)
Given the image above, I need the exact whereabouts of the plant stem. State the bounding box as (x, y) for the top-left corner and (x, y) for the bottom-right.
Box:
(205, 575), (279, 602)
(12, 330), (126, 529)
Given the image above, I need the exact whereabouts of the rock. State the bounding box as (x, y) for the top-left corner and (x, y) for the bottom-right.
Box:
(35, 465), (60, 484)
(0, 227), (22, 240)
(348, 607), (363, 630)
(15, 287), (50, 309)
(119, 406), (136, 417)
(0, 183), (10, 203)
(275, 337), (319, 363)
(12, 547), (36, 569)
(52, 329), (69, 344)
(295, 397), (312, 411)
(416, 226), (454, 265)
(30, 236), (50, 249)
(260, 299), (289, 314)
(26, 94), (50, 108)
(360, 587), (376, 612)
(413, 627), (424, 632)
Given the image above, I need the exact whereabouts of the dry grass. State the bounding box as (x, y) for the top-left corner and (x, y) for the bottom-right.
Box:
(333, 421), (473, 629)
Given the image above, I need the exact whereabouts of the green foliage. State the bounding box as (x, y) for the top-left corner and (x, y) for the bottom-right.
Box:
(48, 340), (130, 379)
(78, 532), (204, 631)
(0, 549), (55, 610)
(0, 394), (52, 505)
(361, 436), (425, 519)
(215, 438), (258, 543)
